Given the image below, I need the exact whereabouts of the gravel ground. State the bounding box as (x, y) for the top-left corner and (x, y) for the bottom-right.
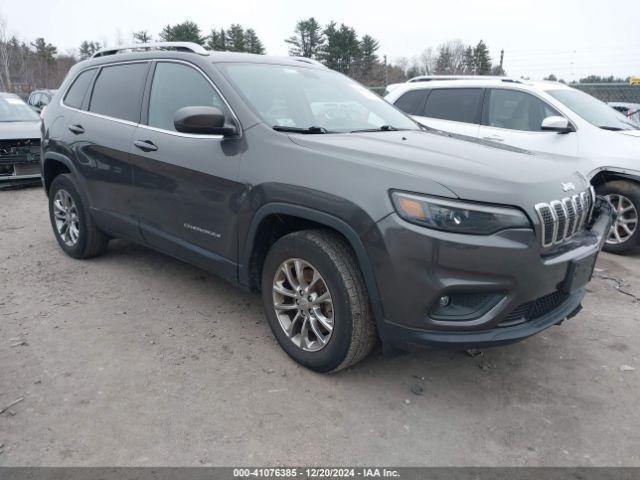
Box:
(0, 186), (639, 466)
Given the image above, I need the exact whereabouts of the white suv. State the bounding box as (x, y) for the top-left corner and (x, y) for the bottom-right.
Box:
(385, 77), (640, 253)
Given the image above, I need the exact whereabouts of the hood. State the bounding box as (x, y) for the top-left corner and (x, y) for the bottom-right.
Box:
(0, 121), (41, 141)
(288, 129), (590, 210)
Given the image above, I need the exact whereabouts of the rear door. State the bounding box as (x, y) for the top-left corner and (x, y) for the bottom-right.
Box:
(130, 60), (244, 282)
(64, 61), (150, 240)
(478, 88), (578, 156)
(412, 88), (483, 138)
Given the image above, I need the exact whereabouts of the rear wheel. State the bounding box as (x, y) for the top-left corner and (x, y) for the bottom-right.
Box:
(261, 230), (377, 373)
(48, 174), (109, 259)
(598, 180), (640, 254)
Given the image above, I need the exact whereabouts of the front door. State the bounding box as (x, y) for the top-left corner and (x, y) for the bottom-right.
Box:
(130, 61), (245, 282)
(478, 88), (579, 156)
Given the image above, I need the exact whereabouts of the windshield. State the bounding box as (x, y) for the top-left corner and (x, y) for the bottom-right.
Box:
(221, 63), (419, 133)
(548, 89), (639, 131)
(0, 96), (40, 122)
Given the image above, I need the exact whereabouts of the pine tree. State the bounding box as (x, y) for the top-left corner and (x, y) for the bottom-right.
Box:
(321, 23), (361, 74)
(226, 24), (245, 52)
(473, 40), (492, 75)
(244, 28), (265, 54)
(359, 34), (379, 75)
(206, 29), (227, 51)
(285, 17), (325, 59)
(159, 21), (204, 45)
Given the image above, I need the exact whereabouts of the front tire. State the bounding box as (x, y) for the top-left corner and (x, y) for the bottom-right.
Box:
(48, 174), (109, 259)
(598, 180), (640, 254)
(261, 230), (377, 373)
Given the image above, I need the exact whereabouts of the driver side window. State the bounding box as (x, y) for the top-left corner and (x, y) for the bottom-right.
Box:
(485, 89), (560, 132)
(148, 62), (225, 132)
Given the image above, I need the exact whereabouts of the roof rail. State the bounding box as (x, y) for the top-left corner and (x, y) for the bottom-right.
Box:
(408, 75), (511, 83)
(92, 42), (209, 58)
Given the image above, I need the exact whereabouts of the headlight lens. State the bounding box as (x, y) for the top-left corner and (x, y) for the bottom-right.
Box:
(391, 191), (531, 235)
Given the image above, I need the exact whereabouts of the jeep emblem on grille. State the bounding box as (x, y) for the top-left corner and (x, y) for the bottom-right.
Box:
(561, 182), (576, 192)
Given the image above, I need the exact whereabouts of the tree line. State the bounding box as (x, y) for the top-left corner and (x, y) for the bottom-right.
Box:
(0, 14), (632, 96)
(395, 39), (504, 79)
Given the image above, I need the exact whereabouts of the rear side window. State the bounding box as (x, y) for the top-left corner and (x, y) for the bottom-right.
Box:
(485, 89), (560, 131)
(64, 70), (96, 109)
(421, 88), (483, 124)
(147, 62), (225, 132)
(89, 63), (149, 122)
(394, 90), (427, 115)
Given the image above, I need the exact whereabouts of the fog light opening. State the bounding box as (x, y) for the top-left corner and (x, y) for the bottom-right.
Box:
(438, 295), (450, 307)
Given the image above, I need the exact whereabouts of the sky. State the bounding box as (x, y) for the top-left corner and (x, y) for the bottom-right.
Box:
(2, 0), (639, 81)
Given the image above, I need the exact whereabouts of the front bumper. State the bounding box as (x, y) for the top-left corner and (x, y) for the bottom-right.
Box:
(0, 160), (41, 189)
(370, 198), (614, 350)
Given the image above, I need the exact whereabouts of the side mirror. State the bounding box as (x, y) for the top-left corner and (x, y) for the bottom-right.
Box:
(541, 116), (575, 134)
(174, 106), (237, 136)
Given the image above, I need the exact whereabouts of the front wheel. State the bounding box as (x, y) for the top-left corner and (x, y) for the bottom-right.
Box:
(598, 180), (640, 254)
(261, 230), (377, 373)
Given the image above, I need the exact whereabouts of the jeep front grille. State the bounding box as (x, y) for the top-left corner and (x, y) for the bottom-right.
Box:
(534, 187), (595, 247)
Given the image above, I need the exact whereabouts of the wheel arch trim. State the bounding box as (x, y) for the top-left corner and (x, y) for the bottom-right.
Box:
(239, 202), (385, 328)
(42, 153), (78, 191)
(589, 166), (640, 186)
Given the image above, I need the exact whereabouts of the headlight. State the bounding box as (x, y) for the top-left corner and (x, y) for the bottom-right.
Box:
(391, 191), (531, 235)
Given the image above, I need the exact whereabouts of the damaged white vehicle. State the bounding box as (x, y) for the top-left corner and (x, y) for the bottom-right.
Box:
(0, 92), (42, 188)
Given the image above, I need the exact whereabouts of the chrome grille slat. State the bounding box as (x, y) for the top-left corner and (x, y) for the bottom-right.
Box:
(535, 189), (594, 248)
(572, 195), (583, 234)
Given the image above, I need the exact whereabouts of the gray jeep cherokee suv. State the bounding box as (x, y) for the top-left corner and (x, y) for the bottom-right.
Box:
(41, 42), (613, 372)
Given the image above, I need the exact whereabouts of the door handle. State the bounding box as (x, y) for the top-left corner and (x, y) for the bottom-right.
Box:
(68, 124), (85, 134)
(134, 140), (158, 152)
(482, 134), (504, 142)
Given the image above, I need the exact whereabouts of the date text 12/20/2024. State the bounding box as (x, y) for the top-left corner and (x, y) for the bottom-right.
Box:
(233, 468), (401, 478)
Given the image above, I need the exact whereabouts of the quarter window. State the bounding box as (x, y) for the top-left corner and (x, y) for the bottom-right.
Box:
(63, 69), (96, 110)
(485, 89), (560, 132)
(421, 88), (483, 124)
(148, 62), (225, 132)
(89, 63), (149, 122)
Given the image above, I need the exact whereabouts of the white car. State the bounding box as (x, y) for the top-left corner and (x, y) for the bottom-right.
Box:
(385, 77), (640, 253)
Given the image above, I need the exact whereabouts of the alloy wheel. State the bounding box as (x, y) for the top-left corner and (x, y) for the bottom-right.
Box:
(53, 189), (80, 247)
(606, 194), (638, 245)
(272, 258), (334, 352)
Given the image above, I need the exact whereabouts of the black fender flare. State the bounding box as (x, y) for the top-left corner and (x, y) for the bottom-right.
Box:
(589, 168), (640, 188)
(239, 202), (385, 329)
(42, 152), (79, 192)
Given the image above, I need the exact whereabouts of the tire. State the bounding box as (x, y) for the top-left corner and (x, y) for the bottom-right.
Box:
(48, 174), (109, 259)
(261, 229), (377, 373)
(597, 180), (640, 254)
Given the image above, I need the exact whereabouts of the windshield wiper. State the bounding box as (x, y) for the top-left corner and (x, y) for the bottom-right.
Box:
(350, 125), (400, 133)
(273, 125), (329, 134)
(599, 125), (624, 131)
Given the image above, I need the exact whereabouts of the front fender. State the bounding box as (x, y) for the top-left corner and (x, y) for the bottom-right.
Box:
(238, 184), (387, 330)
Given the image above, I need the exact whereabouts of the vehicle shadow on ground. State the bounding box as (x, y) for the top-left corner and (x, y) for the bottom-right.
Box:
(96, 238), (564, 395)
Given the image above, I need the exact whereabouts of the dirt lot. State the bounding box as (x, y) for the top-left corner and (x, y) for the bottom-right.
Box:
(0, 186), (639, 466)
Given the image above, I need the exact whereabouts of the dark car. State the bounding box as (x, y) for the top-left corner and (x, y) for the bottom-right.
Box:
(27, 89), (58, 113)
(41, 42), (613, 372)
(0, 92), (42, 187)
